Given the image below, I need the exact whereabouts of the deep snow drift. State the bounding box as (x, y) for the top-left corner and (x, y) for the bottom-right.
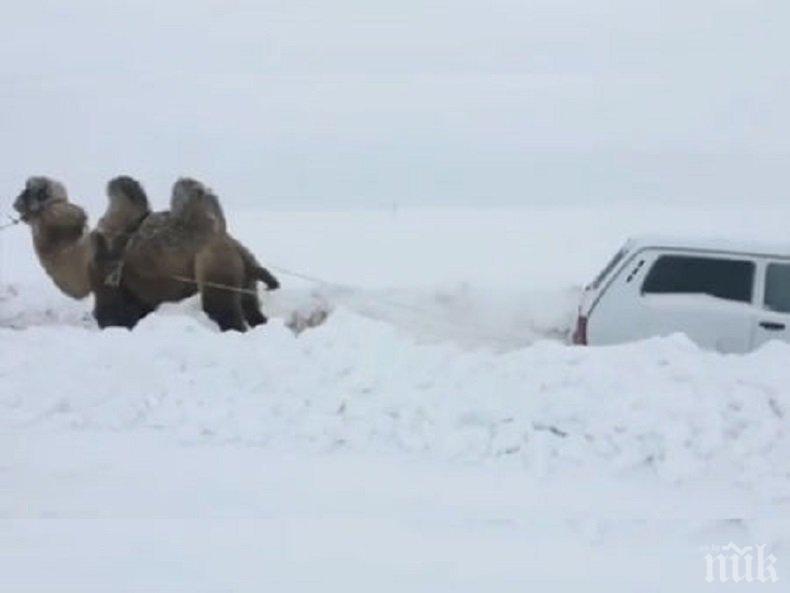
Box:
(3, 309), (790, 494)
(3, 311), (790, 591)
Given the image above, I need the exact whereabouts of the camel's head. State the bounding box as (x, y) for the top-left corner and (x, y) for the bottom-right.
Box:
(13, 177), (68, 222)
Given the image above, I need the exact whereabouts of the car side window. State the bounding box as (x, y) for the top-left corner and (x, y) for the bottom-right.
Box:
(641, 255), (754, 303)
(764, 263), (790, 313)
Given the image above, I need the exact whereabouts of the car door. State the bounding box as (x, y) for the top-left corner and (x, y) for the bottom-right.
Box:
(589, 250), (756, 352)
(636, 251), (756, 353)
(753, 260), (790, 348)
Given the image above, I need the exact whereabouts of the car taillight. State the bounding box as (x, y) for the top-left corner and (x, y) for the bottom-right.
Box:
(572, 315), (588, 345)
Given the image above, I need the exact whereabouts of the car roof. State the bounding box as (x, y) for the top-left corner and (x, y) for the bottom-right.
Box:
(626, 235), (790, 259)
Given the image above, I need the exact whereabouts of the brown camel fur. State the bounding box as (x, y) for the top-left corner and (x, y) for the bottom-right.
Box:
(89, 177), (279, 331)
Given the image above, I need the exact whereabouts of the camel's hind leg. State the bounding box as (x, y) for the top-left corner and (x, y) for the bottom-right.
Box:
(196, 242), (247, 332)
(201, 285), (246, 332)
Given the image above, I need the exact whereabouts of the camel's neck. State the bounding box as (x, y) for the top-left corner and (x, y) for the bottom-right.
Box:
(31, 223), (93, 300)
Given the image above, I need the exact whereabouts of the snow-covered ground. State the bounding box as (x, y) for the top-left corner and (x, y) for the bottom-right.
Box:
(2, 203), (790, 591)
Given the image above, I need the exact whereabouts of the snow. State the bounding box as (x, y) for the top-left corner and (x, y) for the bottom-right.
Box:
(2, 431), (747, 592)
(3, 309), (789, 491)
(2, 204), (790, 591)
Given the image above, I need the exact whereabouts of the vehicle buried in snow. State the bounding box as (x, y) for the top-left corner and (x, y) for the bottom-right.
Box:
(572, 236), (790, 353)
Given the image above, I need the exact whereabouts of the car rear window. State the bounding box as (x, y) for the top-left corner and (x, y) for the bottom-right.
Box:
(642, 255), (754, 303)
(764, 263), (790, 313)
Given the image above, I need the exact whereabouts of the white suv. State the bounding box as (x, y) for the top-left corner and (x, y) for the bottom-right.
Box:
(572, 236), (790, 353)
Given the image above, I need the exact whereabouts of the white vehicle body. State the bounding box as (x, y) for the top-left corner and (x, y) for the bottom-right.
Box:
(573, 236), (790, 353)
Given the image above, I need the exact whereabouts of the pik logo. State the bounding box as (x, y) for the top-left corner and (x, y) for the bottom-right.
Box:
(704, 542), (779, 583)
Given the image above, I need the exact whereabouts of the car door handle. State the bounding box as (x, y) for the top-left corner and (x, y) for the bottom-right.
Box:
(759, 321), (786, 331)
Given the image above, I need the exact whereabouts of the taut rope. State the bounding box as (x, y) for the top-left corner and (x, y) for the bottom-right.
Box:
(171, 264), (531, 347)
(170, 275), (263, 297)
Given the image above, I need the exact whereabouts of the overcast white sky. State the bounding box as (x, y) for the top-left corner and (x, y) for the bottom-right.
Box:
(1, 1), (788, 209)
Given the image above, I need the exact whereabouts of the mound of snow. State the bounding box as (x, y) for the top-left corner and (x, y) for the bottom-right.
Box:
(2, 309), (788, 500)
